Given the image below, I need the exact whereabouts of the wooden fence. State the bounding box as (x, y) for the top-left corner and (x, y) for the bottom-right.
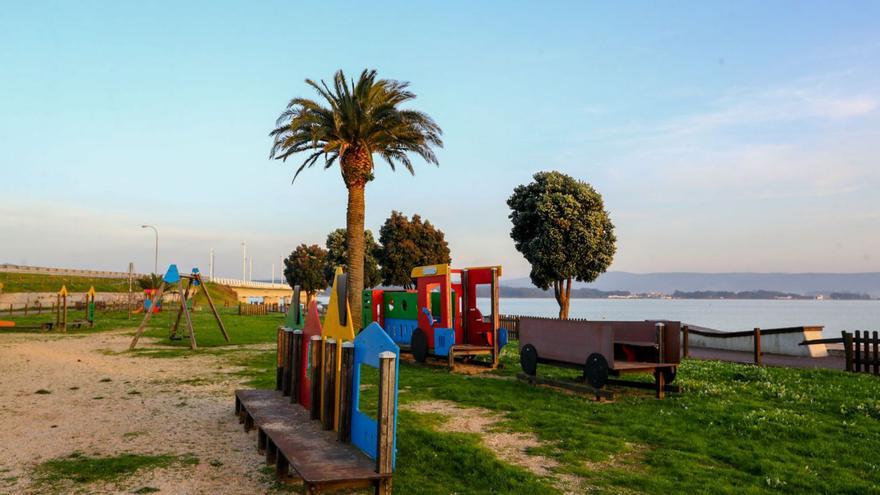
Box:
(844, 330), (879, 375)
(239, 302), (285, 316)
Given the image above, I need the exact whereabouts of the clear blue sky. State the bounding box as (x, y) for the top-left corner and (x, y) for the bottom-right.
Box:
(2, 1), (879, 279)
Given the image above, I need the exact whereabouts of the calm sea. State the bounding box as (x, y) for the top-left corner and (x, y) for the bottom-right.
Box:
(488, 298), (879, 337)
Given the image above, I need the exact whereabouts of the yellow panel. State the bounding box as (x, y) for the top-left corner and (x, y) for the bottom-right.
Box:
(58, 285), (68, 296)
(87, 286), (97, 297)
(410, 264), (450, 278)
(322, 267), (355, 341)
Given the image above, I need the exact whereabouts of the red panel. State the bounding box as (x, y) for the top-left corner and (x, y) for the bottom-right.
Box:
(298, 300), (323, 408)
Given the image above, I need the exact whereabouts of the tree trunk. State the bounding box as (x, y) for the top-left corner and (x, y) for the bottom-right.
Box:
(346, 184), (366, 330)
(553, 278), (571, 319)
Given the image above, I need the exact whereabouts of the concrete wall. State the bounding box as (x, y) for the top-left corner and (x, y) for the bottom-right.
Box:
(689, 327), (827, 357)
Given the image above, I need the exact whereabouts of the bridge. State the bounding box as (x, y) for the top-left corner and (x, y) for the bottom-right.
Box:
(211, 278), (294, 305)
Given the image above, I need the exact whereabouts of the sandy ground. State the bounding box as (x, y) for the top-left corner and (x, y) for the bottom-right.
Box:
(0, 330), (276, 494)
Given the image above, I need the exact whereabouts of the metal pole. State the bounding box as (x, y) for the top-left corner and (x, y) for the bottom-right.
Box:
(249, 256), (253, 282)
(242, 242), (247, 281)
(209, 248), (214, 281)
(141, 225), (158, 273)
(272, 263), (275, 284)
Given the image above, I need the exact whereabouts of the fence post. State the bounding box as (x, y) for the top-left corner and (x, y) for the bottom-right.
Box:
(872, 330), (880, 375)
(855, 330), (862, 372)
(309, 336), (322, 421)
(682, 324), (690, 358)
(753, 328), (762, 366)
(337, 342), (355, 443)
(376, 351), (397, 493)
(842, 331), (853, 372)
(321, 339), (338, 431)
(655, 322), (666, 363)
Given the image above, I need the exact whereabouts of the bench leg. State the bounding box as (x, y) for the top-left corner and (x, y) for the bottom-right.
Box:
(275, 453), (290, 481)
(243, 413), (254, 431)
(375, 478), (392, 495)
(234, 397), (241, 415)
(266, 439), (277, 464)
(257, 428), (267, 453)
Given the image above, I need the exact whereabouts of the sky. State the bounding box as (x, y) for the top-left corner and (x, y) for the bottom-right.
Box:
(1, 1), (879, 280)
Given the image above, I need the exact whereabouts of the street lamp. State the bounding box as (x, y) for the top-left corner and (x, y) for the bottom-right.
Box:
(141, 225), (158, 274)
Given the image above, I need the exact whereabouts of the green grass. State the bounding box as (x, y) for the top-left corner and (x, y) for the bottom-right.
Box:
(32, 452), (198, 487)
(0, 272), (134, 293)
(240, 337), (880, 494)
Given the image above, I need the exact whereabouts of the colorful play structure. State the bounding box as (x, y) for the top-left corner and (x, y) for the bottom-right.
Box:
(236, 267), (399, 494)
(362, 263), (508, 368)
(517, 317), (682, 399)
(0, 285), (97, 332)
(129, 264), (229, 350)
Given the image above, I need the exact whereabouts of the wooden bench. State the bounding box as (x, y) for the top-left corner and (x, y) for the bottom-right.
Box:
(235, 389), (390, 494)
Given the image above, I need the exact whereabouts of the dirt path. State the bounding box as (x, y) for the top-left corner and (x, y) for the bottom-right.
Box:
(0, 330), (275, 494)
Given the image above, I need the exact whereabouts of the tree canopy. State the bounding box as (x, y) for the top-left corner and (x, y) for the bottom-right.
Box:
(324, 228), (382, 289)
(377, 211), (451, 289)
(507, 171), (616, 318)
(283, 244), (329, 303)
(269, 69), (443, 329)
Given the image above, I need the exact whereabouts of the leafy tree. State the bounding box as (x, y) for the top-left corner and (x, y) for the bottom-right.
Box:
(507, 171), (616, 319)
(137, 273), (164, 291)
(283, 244), (329, 304)
(377, 211), (451, 289)
(324, 228), (382, 289)
(270, 69), (443, 329)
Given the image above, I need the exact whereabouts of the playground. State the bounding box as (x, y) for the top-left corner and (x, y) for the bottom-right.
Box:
(0, 298), (878, 494)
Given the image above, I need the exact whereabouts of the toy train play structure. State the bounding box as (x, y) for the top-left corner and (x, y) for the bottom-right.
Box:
(362, 264), (509, 368)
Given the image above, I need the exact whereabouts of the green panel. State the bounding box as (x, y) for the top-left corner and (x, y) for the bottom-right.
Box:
(362, 291), (373, 325)
(384, 291), (418, 320)
(430, 291), (457, 322)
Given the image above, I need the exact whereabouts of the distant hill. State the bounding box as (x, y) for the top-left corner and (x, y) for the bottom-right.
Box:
(504, 271), (880, 297)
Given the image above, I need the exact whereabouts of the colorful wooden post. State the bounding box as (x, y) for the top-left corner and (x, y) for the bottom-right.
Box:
(351, 322), (399, 468)
(86, 286), (96, 327)
(320, 268), (355, 430)
(321, 339), (338, 431)
(309, 335), (322, 421)
(57, 285), (68, 333)
(337, 342), (355, 443)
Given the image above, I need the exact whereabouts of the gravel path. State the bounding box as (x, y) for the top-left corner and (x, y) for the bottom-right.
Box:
(0, 330), (276, 494)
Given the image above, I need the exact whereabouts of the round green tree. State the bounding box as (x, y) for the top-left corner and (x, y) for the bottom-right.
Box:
(377, 211), (451, 289)
(324, 228), (382, 289)
(283, 244), (329, 305)
(507, 171), (616, 319)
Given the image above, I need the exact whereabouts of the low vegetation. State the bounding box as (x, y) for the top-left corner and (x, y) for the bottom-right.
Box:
(0, 272), (133, 293)
(32, 452), (198, 487)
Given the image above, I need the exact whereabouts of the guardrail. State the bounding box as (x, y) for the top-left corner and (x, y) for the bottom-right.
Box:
(801, 330), (879, 375)
(212, 277), (291, 290)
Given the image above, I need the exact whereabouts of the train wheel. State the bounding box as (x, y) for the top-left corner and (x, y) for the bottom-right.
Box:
(584, 353), (609, 389)
(520, 344), (538, 376)
(411, 328), (429, 363)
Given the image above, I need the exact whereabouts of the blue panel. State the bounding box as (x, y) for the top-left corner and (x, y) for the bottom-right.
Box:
(351, 323), (399, 468)
(382, 318), (417, 346)
(163, 264), (180, 284)
(498, 328), (509, 349)
(191, 267), (201, 285)
(433, 328), (455, 356)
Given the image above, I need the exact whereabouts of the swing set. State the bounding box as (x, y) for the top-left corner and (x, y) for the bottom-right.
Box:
(129, 264), (229, 350)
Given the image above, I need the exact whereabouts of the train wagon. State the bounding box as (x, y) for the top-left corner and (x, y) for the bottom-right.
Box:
(518, 317), (680, 391)
(363, 264), (508, 368)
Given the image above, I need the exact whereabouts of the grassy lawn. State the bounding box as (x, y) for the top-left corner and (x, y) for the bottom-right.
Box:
(6, 309), (879, 494)
(0, 272), (136, 293)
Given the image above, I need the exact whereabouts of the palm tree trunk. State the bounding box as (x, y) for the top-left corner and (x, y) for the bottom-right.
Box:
(346, 183), (365, 330)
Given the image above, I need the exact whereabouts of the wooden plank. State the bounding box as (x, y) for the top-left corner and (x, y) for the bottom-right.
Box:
(874, 331), (879, 376)
(376, 352), (396, 477)
(855, 331), (862, 372)
(337, 343), (354, 443)
(290, 331), (302, 404)
(322, 340), (338, 431)
(310, 336), (322, 421)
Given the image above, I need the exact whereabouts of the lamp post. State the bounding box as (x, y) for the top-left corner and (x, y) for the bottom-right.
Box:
(141, 225), (158, 274)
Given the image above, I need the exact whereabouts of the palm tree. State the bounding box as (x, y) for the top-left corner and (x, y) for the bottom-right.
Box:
(270, 69), (442, 329)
